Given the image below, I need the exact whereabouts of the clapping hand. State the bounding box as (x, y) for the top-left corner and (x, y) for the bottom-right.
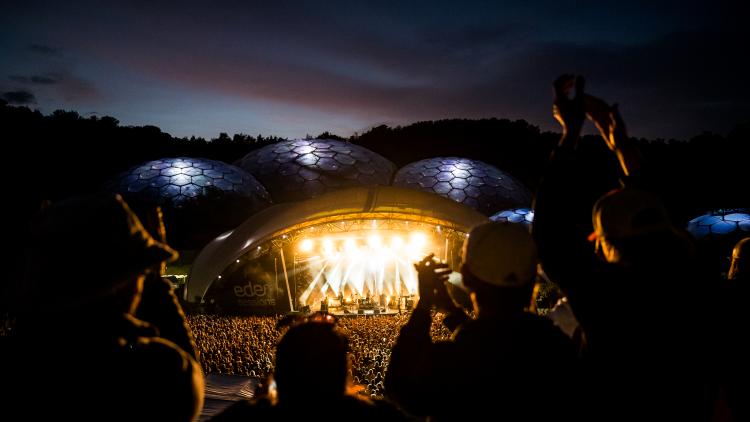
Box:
(415, 254), (453, 310)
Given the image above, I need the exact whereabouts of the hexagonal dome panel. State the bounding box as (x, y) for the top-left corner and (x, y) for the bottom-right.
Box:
(235, 139), (396, 203)
(687, 209), (750, 239)
(110, 157), (270, 210)
(490, 208), (534, 229)
(393, 157), (532, 215)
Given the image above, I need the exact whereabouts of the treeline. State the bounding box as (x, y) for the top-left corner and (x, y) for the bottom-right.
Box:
(1, 103), (285, 203)
(3, 100), (747, 223)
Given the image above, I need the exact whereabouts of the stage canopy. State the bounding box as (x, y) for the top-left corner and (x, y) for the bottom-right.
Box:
(186, 185), (488, 304)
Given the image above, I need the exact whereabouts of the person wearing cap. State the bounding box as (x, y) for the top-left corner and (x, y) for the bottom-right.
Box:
(532, 75), (718, 420)
(2, 194), (204, 421)
(385, 222), (579, 421)
(717, 237), (749, 421)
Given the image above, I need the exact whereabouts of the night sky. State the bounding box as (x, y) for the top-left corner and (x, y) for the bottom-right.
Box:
(2, 1), (747, 140)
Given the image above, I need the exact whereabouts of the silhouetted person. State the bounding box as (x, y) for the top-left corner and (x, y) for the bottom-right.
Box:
(385, 222), (579, 421)
(213, 313), (407, 421)
(533, 75), (717, 420)
(719, 237), (749, 421)
(2, 194), (204, 421)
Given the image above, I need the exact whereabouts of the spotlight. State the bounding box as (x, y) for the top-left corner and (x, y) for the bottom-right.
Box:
(410, 232), (427, 247)
(344, 238), (357, 252)
(299, 238), (314, 252)
(322, 238), (334, 255)
(367, 234), (382, 248)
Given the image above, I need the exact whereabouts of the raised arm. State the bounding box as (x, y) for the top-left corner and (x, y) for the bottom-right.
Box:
(533, 75), (621, 306)
(385, 255), (455, 416)
(585, 95), (642, 178)
(553, 74), (586, 148)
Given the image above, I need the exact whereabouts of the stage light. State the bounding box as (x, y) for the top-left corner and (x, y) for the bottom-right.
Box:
(367, 234), (382, 248)
(410, 232), (427, 247)
(291, 223), (449, 310)
(299, 238), (314, 252)
(322, 238), (334, 255)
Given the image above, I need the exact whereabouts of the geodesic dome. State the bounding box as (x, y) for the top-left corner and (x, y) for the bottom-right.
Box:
(111, 157), (270, 208)
(236, 139), (396, 203)
(109, 157), (272, 248)
(687, 210), (749, 239)
(490, 208), (534, 229)
(393, 157), (532, 216)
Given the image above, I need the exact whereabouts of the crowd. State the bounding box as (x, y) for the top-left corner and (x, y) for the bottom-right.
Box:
(187, 313), (452, 398)
(188, 314), (280, 377)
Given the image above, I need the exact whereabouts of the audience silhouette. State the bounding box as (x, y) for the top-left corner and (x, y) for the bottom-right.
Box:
(718, 237), (749, 421)
(213, 313), (408, 421)
(385, 223), (579, 420)
(533, 75), (718, 421)
(2, 194), (204, 421)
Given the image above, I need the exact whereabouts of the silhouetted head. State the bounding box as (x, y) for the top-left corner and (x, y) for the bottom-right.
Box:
(274, 317), (349, 403)
(24, 193), (177, 314)
(728, 237), (749, 280)
(589, 188), (686, 264)
(460, 222), (538, 315)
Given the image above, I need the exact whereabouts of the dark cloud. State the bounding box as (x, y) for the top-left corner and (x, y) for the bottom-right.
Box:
(8, 75), (29, 83)
(3, 1), (747, 138)
(2, 90), (36, 105)
(31, 75), (59, 84)
(28, 44), (60, 55)
(473, 27), (750, 138)
(8, 74), (60, 85)
(116, 23), (746, 138)
(9, 71), (98, 102)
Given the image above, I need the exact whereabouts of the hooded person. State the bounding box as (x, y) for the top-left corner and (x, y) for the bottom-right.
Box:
(385, 222), (579, 421)
(2, 193), (204, 421)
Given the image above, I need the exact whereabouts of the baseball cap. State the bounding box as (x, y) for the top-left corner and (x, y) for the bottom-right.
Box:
(588, 188), (673, 242)
(461, 221), (538, 286)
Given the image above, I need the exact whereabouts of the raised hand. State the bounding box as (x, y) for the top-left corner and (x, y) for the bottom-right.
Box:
(553, 74), (586, 138)
(585, 95), (627, 151)
(415, 254), (452, 308)
(584, 95), (640, 177)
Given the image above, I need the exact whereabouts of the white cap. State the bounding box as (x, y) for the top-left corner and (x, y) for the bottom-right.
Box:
(461, 222), (538, 286)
